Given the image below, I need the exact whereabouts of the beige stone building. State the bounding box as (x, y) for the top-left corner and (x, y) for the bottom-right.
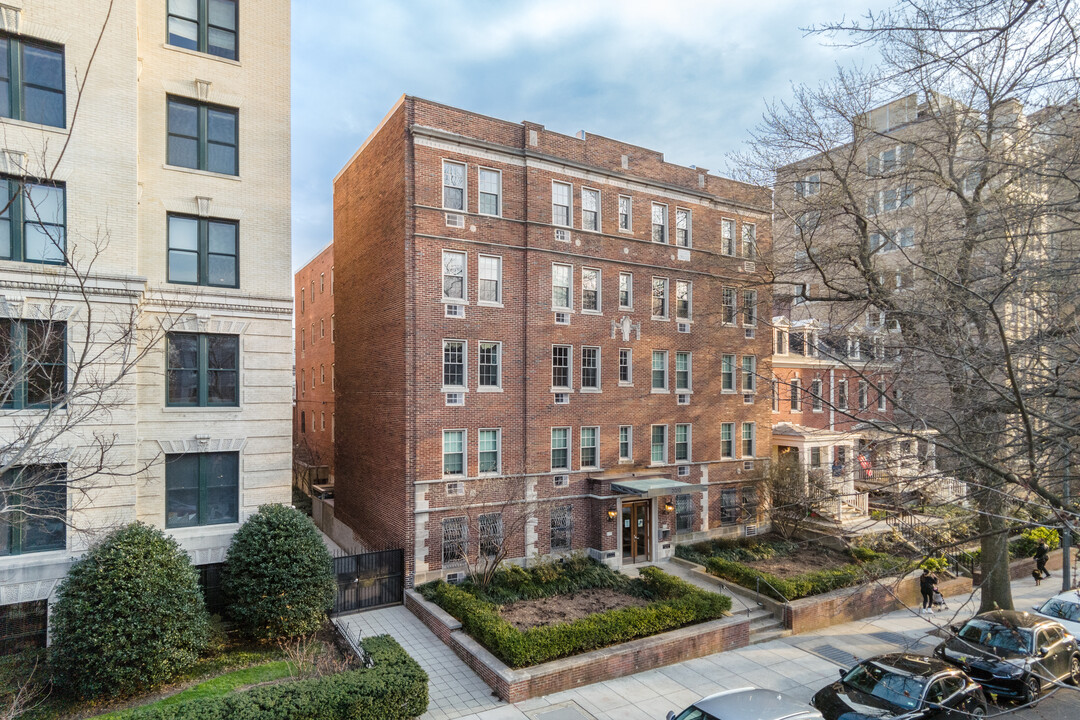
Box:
(0, 0), (291, 648)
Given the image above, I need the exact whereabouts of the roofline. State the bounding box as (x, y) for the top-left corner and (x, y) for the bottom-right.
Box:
(295, 239), (334, 275)
(334, 93), (408, 183)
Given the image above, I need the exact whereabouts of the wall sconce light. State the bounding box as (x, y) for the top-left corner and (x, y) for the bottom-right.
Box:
(663, 501), (675, 513)
(607, 509), (617, 521)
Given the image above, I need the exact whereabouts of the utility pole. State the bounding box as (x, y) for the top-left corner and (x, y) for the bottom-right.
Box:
(1063, 456), (1072, 592)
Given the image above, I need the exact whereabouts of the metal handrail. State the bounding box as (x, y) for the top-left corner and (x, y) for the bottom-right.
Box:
(756, 576), (791, 605)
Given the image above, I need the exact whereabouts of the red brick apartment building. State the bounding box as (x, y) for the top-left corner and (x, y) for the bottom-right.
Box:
(294, 242), (335, 482)
(332, 96), (773, 584)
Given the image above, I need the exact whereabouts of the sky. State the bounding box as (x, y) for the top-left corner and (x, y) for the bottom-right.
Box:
(290, 0), (888, 269)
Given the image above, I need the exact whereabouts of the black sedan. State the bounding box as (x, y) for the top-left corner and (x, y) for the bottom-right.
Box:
(934, 610), (1080, 704)
(812, 653), (987, 719)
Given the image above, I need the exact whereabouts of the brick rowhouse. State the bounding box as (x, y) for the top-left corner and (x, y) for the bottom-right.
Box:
(332, 96), (773, 585)
(294, 242), (335, 482)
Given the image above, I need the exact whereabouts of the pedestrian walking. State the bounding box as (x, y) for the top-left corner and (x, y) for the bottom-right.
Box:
(920, 568), (938, 614)
(1034, 540), (1051, 581)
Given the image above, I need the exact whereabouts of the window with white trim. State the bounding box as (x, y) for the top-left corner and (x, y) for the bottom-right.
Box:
(651, 350), (668, 391)
(478, 255), (502, 304)
(581, 188), (600, 231)
(675, 280), (691, 321)
(837, 379), (848, 410)
(618, 195), (632, 231)
(443, 161), (466, 211)
(811, 379), (823, 411)
(774, 328), (787, 354)
(720, 423), (734, 459)
(478, 429), (500, 474)
(651, 203), (667, 243)
(741, 356), (756, 393)
(650, 425), (667, 464)
(771, 380), (779, 412)
(442, 250), (466, 301)
(721, 218), (736, 255)
(552, 345), (572, 390)
(443, 430), (465, 476)
(858, 380), (869, 410)
(552, 181), (571, 227)
(790, 378), (801, 411)
(581, 268), (601, 312)
(618, 348), (632, 384)
(675, 352), (691, 392)
(581, 346), (600, 390)
(619, 272), (632, 309)
(796, 174), (820, 197)
(742, 223), (757, 259)
(675, 423), (690, 462)
(551, 427), (570, 470)
(651, 277), (668, 319)
(442, 340), (465, 390)
(675, 208), (691, 247)
(478, 342), (501, 389)
(722, 288), (737, 325)
(721, 354), (735, 392)
(619, 426), (632, 462)
(580, 426), (598, 468)
(878, 385), (887, 411)
(742, 423), (756, 458)
(552, 263), (572, 310)
(478, 168), (501, 216)
(742, 290), (757, 326)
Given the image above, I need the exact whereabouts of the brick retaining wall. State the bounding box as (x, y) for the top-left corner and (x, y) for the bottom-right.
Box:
(405, 590), (750, 702)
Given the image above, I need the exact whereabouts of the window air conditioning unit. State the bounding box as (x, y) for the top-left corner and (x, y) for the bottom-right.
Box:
(554, 393), (570, 405)
(677, 323), (690, 333)
(744, 524), (758, 537)
(445, 213), (465, 228)
(677, 394), (690, 405)
(743, 461), (755, 471)
(677, 465), (690, 477)
(445, 304), (465, 318)
(445, 572), (465, 584)
(446, 481), (464, 496)
(744, 327), (755, 339)
(445, 392), (464, 406)
(743, 261), (756, 273)
(555, 228), (571, 242)
(554, 312), (570, 325)
(553, 475), (569, 488)
(743, 393), (754, 404)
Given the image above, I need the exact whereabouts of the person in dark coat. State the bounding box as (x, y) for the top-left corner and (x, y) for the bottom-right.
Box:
(1034, 540), (1051, 580)
(920, 568), (938, 614)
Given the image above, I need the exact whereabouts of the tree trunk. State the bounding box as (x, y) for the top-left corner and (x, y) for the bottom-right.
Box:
(977, 474), (1014, 612)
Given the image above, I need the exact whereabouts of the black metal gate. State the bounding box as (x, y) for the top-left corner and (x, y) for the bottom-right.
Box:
(332, 549), (404, 614)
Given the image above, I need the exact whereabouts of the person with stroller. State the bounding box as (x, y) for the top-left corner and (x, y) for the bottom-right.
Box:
(920, 568), (938, 614)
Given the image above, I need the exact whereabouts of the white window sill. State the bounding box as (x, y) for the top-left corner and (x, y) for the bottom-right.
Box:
(162, 164), (242, 181)
(552, 308), (574, 314)
(551, 388), (575, 394)
(582, 310), (603, 316)
(477, 301), (503, 308)
(580, 388), (601, 394)
(442, 475), (466, 481)
(618, 382), (634, 388)
(442, 206), (467, 213)
(676, 389), (693, 395)
(441, 387), (468, 394)
(721, 390), (737, 394)
(618, 228), (633, 234)
(169, 523), (241, 540)
(677, 318), (693, 324)
(619, 306), (633, 312)
(649, 462), (668, 467)
(813, 409), (824, 413)
(651, 389), (670, 394)
(652, 316), (669, 322)
(551, 467), (570, 473)
(477, 387), (502, 393)
(581, 466), (599, 472)
(442, 298), (470, 305)
(163, 43), (242, 66)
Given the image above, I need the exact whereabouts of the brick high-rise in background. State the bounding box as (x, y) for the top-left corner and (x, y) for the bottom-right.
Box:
(330, 97), (772, 585)
(294, 242), (335, 485)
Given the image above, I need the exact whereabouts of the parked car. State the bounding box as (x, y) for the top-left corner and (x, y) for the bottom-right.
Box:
(667, 687), (823, 720)
(811, 653), (987, 719)
(1032, 590), (1080, 637)
(934, 610), (1080, 704)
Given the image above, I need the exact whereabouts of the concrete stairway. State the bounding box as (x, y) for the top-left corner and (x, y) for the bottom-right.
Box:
(748, 607), (790, 644)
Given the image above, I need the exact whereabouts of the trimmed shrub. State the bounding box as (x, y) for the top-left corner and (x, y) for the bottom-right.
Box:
(704, 554), (910, 602)
(49, 522), (211, 699)
(121, 635), (428, 720)
(222, 504), (336, 640)
(421, 566), (731, 668)
(449, 553), (632, 605)
(1011, 526), (1060, 559)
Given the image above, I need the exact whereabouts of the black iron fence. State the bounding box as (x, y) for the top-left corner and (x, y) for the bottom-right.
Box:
(332, 549), (404, 614)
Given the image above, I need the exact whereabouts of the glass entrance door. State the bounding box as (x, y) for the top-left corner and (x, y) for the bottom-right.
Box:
(621, 500), (651, 563)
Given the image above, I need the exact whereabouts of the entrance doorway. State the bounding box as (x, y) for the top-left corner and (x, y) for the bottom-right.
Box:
(621, 500), (651, 563)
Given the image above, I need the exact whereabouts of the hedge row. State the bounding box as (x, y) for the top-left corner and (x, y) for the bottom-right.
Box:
(121, 636), (428, 720)
(464, 554), (632, 605)
(422, 566), (731, 668)
(703, 554), (909, 602)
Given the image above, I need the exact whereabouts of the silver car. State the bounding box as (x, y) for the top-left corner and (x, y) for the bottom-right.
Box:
(667, 687), (824, 720)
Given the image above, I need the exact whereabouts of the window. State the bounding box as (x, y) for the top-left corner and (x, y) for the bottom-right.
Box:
(552, 181), (571, 226)
(721, 487), (738, 525)
(0, 179), (66, 265)
(550, 505), (572, 552)
(580, 427), (598, 468)
(618, 348), (632, 384)
(675, 208), (691, 247)
(442, 516), (467, 568)
(442, 161), (466, 211)
(675, 352), (691, 391)
(675, 280), (691, 321)
(477, 512), (503, 558)
(618, 426), (632, 461)
(168, 0), (238, 59)
(650, 425), (667, 464)
(319, 320), (325, 339)
(651, 277), (668, 318)
(741, 356), (756, 393)
(478, 255), (501, 304)
(742, 223), (757, 259)
(790, 378), (801, 411)
(300, 288), (305, 314)
(722, 288), (737, 325)
(837, 379), (848, 410)
(478, 168), (501, 215)
(478, 429), (500, 474)
(619, 272), (633, 309)
(742, 423), (756, 458)
(618, 195), (632, 231)
(796, 174), (820, 197)
(320, 412), (325, 430)
(811, 379), (823, 411)
(581, 347), (600, 390)
(581, 268), (600, 312)
(165, 452), (238, 528)
(320, 364), (325, 384)
(331, 315), (335, 342)
(721, 354), (735, 392)
(551, 428), (569, 470)
(721, 218), (736, 255)
(478, 342), (500, 389)
(552, 345), (571, 389)
(651, 203), (667, 242)
(581, 188), (600, 231)
(442, 250), (466, 301)
(793, 283), (807, 305)
(651, 350), (668, 391)
(898, 226), (915, 248)
(878, 386), (887, 411)
(674, 494), (694, 533)
(771, 380), (779, 411)
(0, 320), (66, 409)
(720, 423), (734, 459)
(0, 36), (65, 128)
(552, 263), (572, 310)
(299, 369), (304, 395)
(443, 430), (465, 476)
(442, 340), (465, 389)
(166, 333), (238, 407)
(0, 466), (66, 554)
(675, 424), (690, 462)
(167, 97), (238, 175)
(166, 215), (238, 287)
(858, 380), (869, 410)
(774, 328), (787, 355)
(742, 485), (759, 523)
(742, 290), (757, 326)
